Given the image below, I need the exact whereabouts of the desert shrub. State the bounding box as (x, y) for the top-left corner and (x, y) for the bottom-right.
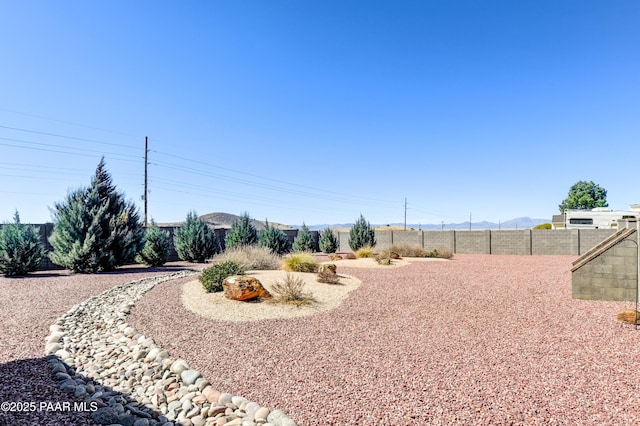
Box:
(225, 212), (258, 249)
(387, 243), (429, 258)
(0, 211), (44, 276)
(199, 260), (246, 293)
(317, 268), (340, 284)
(349, 214), (376, 251)
(319, 227), (339, 253)
(49, 158), (143, 273)
(258, 220), (290, 255)
(282, 251), (318, 272)
(533, 223), (552, 230)
(174, 211), (218, 263)
(292, 222), (315, 252)
(136, 219), (171, 266)
(427, 248), (453, 259)
(376, 257), (392, 266)
(355, 245), (375, 258)
(269, 273), (315, 306)
(211, 245), (280, 270)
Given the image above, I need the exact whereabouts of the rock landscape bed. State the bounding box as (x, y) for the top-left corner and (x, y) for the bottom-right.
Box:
(2, 255), (640, 425)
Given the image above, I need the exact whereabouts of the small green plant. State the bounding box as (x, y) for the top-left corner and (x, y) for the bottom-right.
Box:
(282, 251), (318, 272)
(349, 214), (376, 251)
(0, 211), (45, 276)
(269, 273), (315, 306)
(376, 257), (392, 266)
(319, 227), (339, 254)
(427, 248), (453, 259)
(292, 222), (315, 252)
(174, 211), (219, 263)
(211, 245), (281, 270)
(355, 245), (375, 258)
(199, 260), (246, 293)
(225, 212), (258, 250)
(136, 219), (171, 266)
(258, 220), (290, 255)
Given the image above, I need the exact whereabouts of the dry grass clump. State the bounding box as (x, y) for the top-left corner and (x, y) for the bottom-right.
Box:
(384, 244), (453, 259)
(355, 245), (375, 258)
(281, 251), (318, 272)
(269, 273), (315, 306)
(212, 245), (281, 270)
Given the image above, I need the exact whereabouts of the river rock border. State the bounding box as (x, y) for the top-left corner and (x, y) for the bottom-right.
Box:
(44, 270), (297, 426)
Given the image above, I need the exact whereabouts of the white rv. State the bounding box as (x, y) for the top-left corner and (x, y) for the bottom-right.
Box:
(561, 208), (640, 229)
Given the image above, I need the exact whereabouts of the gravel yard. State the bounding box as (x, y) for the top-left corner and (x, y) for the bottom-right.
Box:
(131, 254), (640, 425)
(2, 255), (640, 425)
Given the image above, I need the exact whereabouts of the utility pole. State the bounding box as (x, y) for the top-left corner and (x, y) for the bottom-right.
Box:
(404, 197), (407, 231)
(144, 136), (148, 227)
(469, 212), (472, 231)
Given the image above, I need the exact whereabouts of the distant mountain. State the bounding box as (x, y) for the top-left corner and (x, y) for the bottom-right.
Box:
(159, 212), (294, 230)
(306, 217), (548, 231)
(162, 213), (548, 231)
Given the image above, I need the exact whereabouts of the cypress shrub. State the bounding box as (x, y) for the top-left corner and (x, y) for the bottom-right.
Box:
(174, 211), (218, 263)
(292, 222), (315, 252)
(136, 219), (172, 266)
(258, 220), (290, 255)
(319, 227), (339, 253)
(0, 211), (45, 276)
(49, 158), (143, 273)
(348, 214), (376, 251)
(225, 212), (258, 249)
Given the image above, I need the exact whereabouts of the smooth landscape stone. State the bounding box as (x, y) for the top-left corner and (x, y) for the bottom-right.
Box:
(44, 270), (298, 426)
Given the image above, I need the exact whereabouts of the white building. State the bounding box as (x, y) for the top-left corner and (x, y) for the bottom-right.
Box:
(552, 207), (640, 229)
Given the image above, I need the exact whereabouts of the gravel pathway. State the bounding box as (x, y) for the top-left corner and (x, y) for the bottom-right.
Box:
(129, 254), (640, 425)
(0, 263), (201, 426)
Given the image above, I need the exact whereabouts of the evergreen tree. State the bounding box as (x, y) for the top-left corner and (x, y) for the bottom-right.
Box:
(559, 180), (608, 212)
(319, 227), (339, 254)
(49, 158), (142, 273)
(0, 211), (44, 276)
(136, 219), (172, 266)
(225, 212), (258, 249)
(349, 214), (376, 251)
(292, 222), (315, 252)
(174, 211), (218, 262)
(258, 219), (290, 255)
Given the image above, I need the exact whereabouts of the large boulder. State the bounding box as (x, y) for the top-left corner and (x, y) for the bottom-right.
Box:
(222, 275), (272, 301)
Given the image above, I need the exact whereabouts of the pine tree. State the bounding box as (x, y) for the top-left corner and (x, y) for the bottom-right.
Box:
(174, 211), (218, 262)
(225, 212), (258, 250)
(258, 219), (290, 255)
(319, 227), (339, 254)
(0, 211), (45, 276)
(292, 222), (315, 252)
(136, 219), (172, 266)
(49, 158), (143, 273)
(349, 214), (376, 251)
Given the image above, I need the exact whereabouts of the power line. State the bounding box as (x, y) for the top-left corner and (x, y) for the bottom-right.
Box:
(0, 124), (139, 150)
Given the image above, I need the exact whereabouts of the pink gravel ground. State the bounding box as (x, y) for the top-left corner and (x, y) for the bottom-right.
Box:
(0, 262), (201, 426)
(129, 255), (640, 425)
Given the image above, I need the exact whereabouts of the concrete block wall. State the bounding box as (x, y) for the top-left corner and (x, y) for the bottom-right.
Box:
(490, 230), (531, 255)
(424, 231), (455, 252)
(572, 238), (638, 301)
(454, 231), (491, 254)
(532, 229), (578, 255)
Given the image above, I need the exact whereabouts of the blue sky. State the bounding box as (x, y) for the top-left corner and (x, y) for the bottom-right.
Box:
(1, 1), (639, 227)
